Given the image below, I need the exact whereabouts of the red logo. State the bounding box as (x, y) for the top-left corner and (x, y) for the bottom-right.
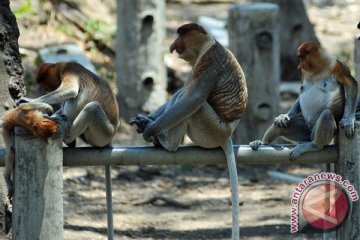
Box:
(301, 181), (350, 231)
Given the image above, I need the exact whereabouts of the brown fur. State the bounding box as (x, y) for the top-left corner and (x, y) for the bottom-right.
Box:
(131, 23), (245, 239)
(36, 62), (119, 128)
(2, 103), (57, 138)
(1, 102), (57, 200)
(177, 23), (207, 35)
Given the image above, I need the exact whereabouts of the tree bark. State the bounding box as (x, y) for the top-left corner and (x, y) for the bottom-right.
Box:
(0, 1), (26, 238)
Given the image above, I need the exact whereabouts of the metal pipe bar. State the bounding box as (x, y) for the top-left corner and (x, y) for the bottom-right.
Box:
(105, 165), (114, 240)
(0, 144), (337, 167)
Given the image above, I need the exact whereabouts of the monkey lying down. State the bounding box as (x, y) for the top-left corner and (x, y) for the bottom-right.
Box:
(130, 23), (248, 240)
(1, 102), (58, 198)
(250, 41), (358, 160)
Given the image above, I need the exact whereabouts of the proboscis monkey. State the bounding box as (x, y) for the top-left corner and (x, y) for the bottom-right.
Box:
(1, 102), (57, 198)
(130, 23), (248, 240)
(17, 62), (120, 148)
(250, 41), (358, 160)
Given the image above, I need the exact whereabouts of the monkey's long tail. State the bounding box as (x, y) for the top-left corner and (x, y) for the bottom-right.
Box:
(222, 138), (240, 240)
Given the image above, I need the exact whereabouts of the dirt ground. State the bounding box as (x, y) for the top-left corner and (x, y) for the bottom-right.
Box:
(7, 0), (360, 239)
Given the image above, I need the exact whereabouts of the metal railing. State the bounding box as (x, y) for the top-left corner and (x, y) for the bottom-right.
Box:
(4, 123), (360, 240)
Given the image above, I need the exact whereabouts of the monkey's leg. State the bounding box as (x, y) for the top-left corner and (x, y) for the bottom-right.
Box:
(250, 114), (311, 150)
(187, 103), (233, 148)
(63, 101), (116, 147)
(290, 110), (336, 160)
(148, 89), (185, 120)
(151, 90), (189, 151)
(156, 122), (188, 152)
(19, 102), (54, 115)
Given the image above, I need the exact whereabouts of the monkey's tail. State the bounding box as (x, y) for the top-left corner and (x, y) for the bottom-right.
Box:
(222, 138), (240, 240)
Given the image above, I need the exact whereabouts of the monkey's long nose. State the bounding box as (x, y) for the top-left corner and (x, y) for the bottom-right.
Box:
(170, 42), (176, 53)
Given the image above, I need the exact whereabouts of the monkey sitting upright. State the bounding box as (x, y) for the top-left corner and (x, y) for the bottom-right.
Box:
(1, 102), (57, 198)
(130, 23), (248, 240)
(250, 41), (358, 160)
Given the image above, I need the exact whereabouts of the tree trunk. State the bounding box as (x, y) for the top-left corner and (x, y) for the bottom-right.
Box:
(0, 1), (26, 238)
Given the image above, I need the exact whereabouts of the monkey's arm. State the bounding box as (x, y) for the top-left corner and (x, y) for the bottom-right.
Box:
(17, 75), (80, 105)
(143, 75), (216, 140)
(274, 98), (301, 128)
(334, 61), (358, 137)
(287, 98), (301, 117)
(148, 89), (185, 120)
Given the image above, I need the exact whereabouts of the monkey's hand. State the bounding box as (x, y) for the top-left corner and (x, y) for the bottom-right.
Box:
(49, 113), (68, 124)
(129, 114), (153, 134)
(274, 114), (290, 128)
(249, 140), (263, 151)
(340, 116), (355, 138)
(142, 122), (156, 143)
(15, 96), (35, 106)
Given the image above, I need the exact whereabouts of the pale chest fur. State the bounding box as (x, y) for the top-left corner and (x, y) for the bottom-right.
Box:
(300, 73), (344, 128)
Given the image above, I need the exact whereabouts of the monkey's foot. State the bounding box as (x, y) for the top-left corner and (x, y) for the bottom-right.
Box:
(290, 148), (303, 161)
(129, 114), (153, 134)
(249, 140), (262, 151)
(50, 113), (68, 123)
(152, 136), (162, 147)
(339, 117), (355, 138)
(290, 142), (312, 161)
(290, 143), (318, 161)
(156, 132), (179, 152)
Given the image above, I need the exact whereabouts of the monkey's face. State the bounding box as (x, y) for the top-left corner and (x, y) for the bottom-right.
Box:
(32, 119), (57, 138)
(170, 30), (206, 64)
(297, 42), (322, 74)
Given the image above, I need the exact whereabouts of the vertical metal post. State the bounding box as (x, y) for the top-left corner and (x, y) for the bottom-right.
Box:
(105, 165), (114, 240)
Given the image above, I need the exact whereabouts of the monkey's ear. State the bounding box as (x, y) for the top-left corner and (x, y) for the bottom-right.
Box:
(36, 63), (55, 84)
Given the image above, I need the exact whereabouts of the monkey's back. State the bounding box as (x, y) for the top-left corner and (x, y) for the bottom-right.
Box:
(62, 63), (119, 128)
(207, 43), (248, 122)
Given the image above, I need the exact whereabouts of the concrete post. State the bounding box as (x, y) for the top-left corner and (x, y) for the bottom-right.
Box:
(12, 127), (63, 240)
(228, 3), (280, 144)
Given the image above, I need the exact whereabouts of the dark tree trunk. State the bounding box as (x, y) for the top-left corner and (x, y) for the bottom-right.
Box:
(0, 1), (26, 238)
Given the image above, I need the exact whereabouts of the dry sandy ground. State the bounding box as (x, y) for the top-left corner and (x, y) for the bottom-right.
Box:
(7, 0), (360, 239)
